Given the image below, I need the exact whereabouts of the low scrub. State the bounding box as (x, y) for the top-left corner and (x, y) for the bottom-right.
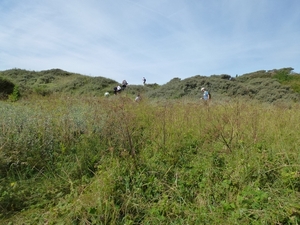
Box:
(2, 67), (300, 103)
(0, 95), (300, 224)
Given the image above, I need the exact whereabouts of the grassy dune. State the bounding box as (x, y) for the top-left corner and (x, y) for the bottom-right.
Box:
(1, 94), (300, 224)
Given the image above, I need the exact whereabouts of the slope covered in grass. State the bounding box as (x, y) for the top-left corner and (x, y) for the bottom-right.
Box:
(0, 68), (118, 97)
(145, 68), (300, 103)
(1, 67), (300, 103)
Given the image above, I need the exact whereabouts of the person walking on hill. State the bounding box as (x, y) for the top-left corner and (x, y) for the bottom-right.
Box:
(113, 85), (122, 95)
(122, 80), (128, 88)
(143, 77), (146, 85)
(201, 87), (211, 101)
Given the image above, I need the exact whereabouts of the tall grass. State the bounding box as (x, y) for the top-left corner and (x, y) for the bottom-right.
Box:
(1, 95), (300, 224)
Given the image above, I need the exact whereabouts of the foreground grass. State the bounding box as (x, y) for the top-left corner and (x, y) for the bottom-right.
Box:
(0, 94), (300, 224)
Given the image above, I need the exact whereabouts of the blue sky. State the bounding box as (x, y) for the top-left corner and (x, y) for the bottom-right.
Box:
(1, 0), (300, 85)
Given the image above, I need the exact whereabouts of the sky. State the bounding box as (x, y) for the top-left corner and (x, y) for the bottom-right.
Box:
(1, 0), (300, 85)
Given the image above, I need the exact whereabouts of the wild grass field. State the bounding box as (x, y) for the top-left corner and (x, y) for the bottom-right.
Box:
(0, 93), (300, 224)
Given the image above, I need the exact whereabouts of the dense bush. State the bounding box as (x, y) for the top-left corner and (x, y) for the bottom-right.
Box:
(0, 77), (15, 100)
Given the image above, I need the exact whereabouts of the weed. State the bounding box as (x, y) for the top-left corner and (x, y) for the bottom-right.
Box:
(1, 97), (300, 224)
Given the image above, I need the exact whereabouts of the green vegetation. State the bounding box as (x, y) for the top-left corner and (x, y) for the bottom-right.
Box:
(0, 94), (300, 224)
(0, 67), (300, 224)
(1, 67), (300, 103)
(0, 68), (118, 97)
(8, 85), (20, 102)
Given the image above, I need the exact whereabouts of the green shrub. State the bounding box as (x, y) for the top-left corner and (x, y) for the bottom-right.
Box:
(8, 85), (20, 102)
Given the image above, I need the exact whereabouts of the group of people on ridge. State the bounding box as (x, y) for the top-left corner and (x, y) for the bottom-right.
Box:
(105, 77), (211, 102)
(112, 80), (128, 95)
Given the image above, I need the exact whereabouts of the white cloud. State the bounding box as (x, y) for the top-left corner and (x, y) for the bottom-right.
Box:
(1, 0), (300, 85)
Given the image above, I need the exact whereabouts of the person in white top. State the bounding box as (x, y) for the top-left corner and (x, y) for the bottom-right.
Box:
(201, 87), (211, 101)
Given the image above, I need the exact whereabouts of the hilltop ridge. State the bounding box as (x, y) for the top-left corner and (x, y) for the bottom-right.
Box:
(1, 67), (300, 103)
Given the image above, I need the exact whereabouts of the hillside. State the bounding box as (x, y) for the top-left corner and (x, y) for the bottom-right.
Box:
(1, 67), (300, 103)
(0, 68), (118, 97)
